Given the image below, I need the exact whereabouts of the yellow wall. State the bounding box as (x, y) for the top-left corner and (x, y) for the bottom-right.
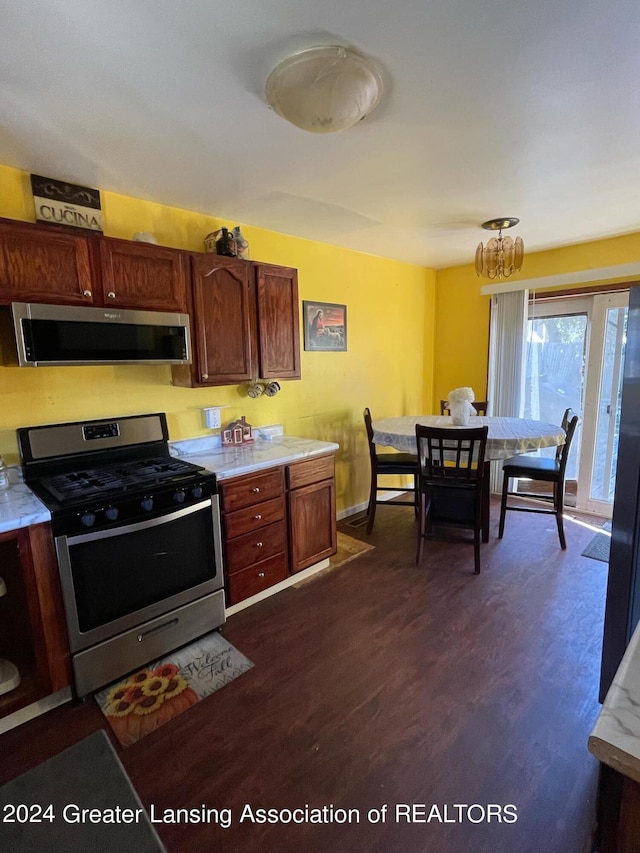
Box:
(434, 234), (640, 409)
(0, 165), (434, 514)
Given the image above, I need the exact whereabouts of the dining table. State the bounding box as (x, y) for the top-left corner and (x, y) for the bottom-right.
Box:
(372, 414), (567, 541)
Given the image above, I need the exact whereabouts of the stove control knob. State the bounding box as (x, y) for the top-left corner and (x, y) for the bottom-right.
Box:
(104, 506), (119, 522)
(190, 485), (203, 499)
(140, 497), (154, 512)
(80, 512), (96, 528)
(173, 490), (186, 504)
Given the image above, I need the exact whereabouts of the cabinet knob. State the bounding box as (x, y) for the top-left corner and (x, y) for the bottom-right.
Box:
(258, 572), (265, 578)
(107, 291), (116, 299)
(252, 487), (260, 493)
(202, 373), (209, 380)
(83, 290), (92, 297)
(254, 514), (262, 520)
(255, 541), (263, 548)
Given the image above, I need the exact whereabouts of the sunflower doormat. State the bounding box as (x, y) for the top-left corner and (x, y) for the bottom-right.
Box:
(95, 631), (253, 747)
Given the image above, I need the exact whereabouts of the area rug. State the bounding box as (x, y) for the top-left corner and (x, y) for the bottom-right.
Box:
(95, 631), (253, 747)
(293, 531), (375, 587)
(582, 520), (612, 563)
(0, 731), (166, 851)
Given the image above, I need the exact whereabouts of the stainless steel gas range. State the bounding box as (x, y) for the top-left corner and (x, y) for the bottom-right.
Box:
(18, 412), (225, 698)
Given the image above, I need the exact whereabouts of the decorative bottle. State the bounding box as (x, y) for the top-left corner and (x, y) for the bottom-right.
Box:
(215, 227), (236, 257)
(233, 226), (250, 260)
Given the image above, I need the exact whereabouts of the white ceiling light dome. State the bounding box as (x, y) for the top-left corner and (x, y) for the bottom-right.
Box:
(265, 45), (383, 134)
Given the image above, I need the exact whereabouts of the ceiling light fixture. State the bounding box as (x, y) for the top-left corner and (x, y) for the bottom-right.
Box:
(265, 45), (383, 134)
(475, 217), (524, 279)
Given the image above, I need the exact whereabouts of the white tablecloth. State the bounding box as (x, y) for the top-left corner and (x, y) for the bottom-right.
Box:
(372, 415), (566, 461)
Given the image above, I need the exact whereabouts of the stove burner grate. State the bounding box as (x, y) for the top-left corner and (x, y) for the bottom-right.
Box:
(38, 456), (205, 504)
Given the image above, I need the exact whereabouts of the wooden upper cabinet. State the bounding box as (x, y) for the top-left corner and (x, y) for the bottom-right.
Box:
(255, 263), (301, 380)
(0, 218), (189, 312)
(98, 237), (188, 312)
(173, 256), (301, 388)
(185, 254), (254, 385)
(0, 217), (94, 305)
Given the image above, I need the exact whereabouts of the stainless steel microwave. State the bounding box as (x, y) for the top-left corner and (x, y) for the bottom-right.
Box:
(10, 302), (191, 367)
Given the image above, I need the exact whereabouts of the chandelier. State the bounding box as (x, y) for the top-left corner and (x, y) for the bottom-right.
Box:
(475, 218), (524, 279)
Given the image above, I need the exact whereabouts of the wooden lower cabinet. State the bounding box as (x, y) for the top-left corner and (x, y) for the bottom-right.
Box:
(227, 554), (289, 605)
(594, 764), (640, 853)
(219, 453), (337, 605)
(287, 455), (337, 573)
(220, 467), (289, 606)
(0, 524), (71, 719)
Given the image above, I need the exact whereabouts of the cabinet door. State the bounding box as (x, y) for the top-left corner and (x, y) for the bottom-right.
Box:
(98, 238), (188, 311)
(288, 478), (337, 573)
(0, 218), (94, 305)
(255, 263), (301, 379)
(0, 524), (71, 719)
(190, 255), (255, 385)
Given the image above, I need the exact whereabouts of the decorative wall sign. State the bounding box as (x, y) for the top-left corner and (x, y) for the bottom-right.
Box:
(30, 174), (103, 232)
(303, 300), (347, 351)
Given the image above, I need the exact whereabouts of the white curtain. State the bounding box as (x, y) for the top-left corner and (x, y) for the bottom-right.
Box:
(487, 289), (529, 492)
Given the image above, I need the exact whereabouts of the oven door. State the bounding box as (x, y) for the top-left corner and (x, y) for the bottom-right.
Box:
(55, 497), (224, 653)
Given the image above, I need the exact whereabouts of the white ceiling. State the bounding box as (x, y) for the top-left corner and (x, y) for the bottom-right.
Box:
(2, 0), (640, 268)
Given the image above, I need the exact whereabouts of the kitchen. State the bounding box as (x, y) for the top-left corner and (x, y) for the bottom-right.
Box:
(0, 161), (633, 852)
(1, 0), (640, 848)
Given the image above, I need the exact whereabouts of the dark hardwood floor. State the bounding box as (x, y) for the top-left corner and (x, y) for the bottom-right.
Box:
(0, 499), (609, 852)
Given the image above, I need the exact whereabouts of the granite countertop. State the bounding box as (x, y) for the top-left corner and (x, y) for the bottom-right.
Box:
(0, 435), (339, 533)
(0, 467), (51, 534)
(589, 620), (640, 783)
(170, 434), (339, 480)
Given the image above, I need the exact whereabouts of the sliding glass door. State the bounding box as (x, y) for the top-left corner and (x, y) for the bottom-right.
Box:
(522, 291), (628, 516)
(577, 292), (628, 514)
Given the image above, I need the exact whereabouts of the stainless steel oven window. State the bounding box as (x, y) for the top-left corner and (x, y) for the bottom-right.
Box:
(55, 497), (224, 652)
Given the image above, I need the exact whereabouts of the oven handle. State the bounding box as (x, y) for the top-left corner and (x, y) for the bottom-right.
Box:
(61, 497), (215, 545)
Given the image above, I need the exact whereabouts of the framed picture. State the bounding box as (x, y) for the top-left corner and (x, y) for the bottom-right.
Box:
(303, 301), (347, 351)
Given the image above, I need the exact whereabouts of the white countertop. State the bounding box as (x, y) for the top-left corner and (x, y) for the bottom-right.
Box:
(0, 435), (339, 533)
(589, 619), (640, 783)
(0, 467), (51, 534)
(170, 434), (339, 479)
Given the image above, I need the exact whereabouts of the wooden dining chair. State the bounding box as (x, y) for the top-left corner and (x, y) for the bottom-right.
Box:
(363, 408), (419, 533)
(440, 400), (489, 416)
(497, 408), (579, 549)
(415, 424), (489, 574)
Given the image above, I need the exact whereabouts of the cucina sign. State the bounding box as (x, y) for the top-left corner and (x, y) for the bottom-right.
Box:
(30, 173), (103, 233)
(35, 202), (102, 232)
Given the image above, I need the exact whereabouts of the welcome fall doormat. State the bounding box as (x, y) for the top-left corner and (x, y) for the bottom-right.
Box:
(95, 632), (253, 747)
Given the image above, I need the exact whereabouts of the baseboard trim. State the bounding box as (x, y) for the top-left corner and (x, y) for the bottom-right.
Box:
(0, 687), (73, 736)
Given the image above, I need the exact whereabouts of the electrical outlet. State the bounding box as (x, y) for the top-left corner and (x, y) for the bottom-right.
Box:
(203, 407), (226, 429)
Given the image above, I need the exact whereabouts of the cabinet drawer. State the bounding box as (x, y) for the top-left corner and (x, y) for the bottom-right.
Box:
(224, 496), (285, 540)
(220, 468), (284, 512)
(226, 553), (289, 605)
(286, 454), (335, 490)
(224, 520), (287, 575)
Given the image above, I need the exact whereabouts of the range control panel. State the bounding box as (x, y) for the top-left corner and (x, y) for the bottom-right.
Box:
(83, 422), (121, 441)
